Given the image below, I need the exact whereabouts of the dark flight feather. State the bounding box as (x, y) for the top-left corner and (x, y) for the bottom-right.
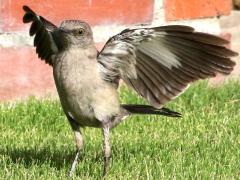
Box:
(23, 5), (60, 65)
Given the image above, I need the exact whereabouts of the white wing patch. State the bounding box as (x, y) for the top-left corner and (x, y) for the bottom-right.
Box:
(97, 25), (237, 108)
(98, 40), (138, 82)
(137, 40), (181, 70)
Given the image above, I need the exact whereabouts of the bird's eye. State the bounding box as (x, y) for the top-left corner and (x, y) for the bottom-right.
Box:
(78, 29), (84, 35)
(74, 28), (84, 36)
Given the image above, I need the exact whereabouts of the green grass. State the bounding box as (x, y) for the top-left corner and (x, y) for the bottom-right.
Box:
(0, 81), (240, 179)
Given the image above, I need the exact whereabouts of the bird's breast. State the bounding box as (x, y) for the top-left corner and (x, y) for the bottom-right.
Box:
(53, 48), (120, 127)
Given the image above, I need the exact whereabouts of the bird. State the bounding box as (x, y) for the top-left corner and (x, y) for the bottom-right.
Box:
(22, 5), (238, 176)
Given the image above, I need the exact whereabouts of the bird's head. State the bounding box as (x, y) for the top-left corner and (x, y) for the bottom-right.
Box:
(59, 20), (94, 48)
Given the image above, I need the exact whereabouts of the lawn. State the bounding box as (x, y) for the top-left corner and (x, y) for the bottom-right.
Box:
(0, 81), (240, 179)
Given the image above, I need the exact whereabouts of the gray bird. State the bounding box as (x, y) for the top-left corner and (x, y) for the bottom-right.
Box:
(23, 5), (238, 176)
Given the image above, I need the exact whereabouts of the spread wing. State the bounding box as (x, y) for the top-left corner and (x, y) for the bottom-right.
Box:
(97, 25), (238, 108)
(23, 6), (61, 65)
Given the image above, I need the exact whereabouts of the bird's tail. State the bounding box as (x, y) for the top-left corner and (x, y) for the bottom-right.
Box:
(121, 104), (181, 117)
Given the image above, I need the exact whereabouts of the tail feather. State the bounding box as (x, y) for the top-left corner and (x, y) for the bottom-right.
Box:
(122, 104), (181, 117)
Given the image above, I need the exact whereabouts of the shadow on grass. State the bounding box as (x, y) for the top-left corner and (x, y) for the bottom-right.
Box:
(0, 147), (80, 170)
(0, 144), (147, 175)
(0, 146), (106, 175)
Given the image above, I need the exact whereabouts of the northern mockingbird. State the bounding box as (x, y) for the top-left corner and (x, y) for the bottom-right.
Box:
(23, 5), (238, 176)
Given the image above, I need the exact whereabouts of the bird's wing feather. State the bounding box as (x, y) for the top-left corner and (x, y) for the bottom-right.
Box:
(23, 5), (60, 65)
(97, 25), (238, 108)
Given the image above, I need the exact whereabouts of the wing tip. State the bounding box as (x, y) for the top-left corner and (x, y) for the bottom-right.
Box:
(231, 50), (239, 57)
(23, 5), (33, 13)
(22, 5), (37, 23)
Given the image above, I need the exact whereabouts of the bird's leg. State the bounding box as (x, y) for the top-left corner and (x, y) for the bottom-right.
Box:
(67, 115), (84, 177)
(69, 130), (83, 177)
(102, 123), (111, 176)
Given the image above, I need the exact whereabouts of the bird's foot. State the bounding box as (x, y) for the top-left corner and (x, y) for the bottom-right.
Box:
(69, 149), (80, 177)
(103, 156), (110, 176)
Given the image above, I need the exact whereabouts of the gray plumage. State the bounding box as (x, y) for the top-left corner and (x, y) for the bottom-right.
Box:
(23, 5), (238, 176)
